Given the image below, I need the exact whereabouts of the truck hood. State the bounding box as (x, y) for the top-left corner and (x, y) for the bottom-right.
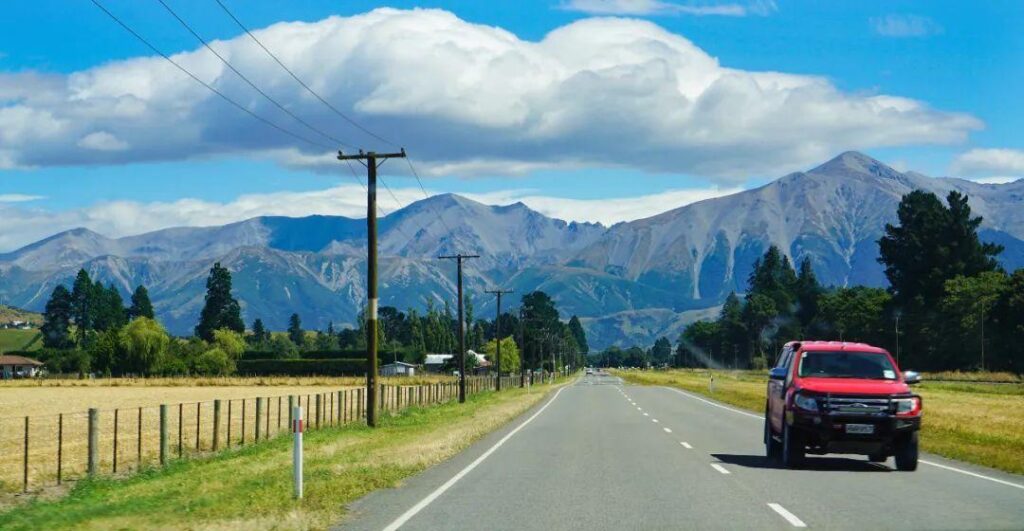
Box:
(797, 378), (910, 396)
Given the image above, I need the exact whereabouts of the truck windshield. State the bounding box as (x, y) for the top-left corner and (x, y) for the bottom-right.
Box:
(798, 351), (897, 380)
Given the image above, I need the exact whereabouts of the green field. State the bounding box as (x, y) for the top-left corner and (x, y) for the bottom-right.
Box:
(0, 380), (563, 530)
(613, 369), (1024, 475)
(0, 329), (42, 353)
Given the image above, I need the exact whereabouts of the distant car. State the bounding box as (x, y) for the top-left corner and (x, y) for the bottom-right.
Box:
(586, 368), (594, 375)
(764, 341), (922, 470)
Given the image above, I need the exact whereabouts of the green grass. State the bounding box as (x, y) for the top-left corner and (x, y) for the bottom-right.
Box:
(0, 381), (562, 530)
(0, 329), (42, 353)
(613, 368), (1024, 475)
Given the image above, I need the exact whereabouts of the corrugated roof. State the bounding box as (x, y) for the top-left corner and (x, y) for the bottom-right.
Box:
(0, 355), (44, 366)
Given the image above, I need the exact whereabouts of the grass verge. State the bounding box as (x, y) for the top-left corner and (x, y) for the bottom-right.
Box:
(613, 369), (1024, 475)
(0, 381), (562, 530)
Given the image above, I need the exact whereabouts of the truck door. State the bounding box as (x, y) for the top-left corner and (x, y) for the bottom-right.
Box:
(769, 346), (793, 434)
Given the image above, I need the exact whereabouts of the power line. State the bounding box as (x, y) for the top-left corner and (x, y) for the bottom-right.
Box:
(209, 0), (452, 236)
(88, 0), (330, 151)
(155, 0), (351, 149)
(212, 0), (398, 149)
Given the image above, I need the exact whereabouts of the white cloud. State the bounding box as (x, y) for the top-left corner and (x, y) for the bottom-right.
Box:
(559, 0), (767, 16)
(871, 14), (943, 38)
(0, 8), (978, 181)
(0, 182), (742, 252)
(952, 148), (1024, 177)
(77, 131), (129, 151)
(0, 194), (45, 203)
(970, 176), (1020, 185)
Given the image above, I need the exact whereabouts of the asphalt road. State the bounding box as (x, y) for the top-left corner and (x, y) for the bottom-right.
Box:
(338, 373), (1024, 530)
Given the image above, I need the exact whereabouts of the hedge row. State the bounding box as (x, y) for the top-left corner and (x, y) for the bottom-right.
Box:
(236, 358), (366, 376)
(240, 350), (406, 361)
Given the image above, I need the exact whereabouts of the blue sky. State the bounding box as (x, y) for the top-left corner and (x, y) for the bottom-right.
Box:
(1, 0), (1022, 251)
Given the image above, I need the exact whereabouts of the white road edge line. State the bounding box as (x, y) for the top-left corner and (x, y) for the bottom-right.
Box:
(663, 427), (672, 433)
(382, 386), (567, 531)
(710, 463), (731, 475)
(681, 442), (693, 449)
(920, 459), (1024, 491)
(664, 386), (1024, 491)
(767, 503), (807, 527)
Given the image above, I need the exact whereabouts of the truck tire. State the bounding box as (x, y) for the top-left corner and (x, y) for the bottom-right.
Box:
(764, 408), (781, 459)
(782, 421), (804, 468)
(895, 432), (919, 471)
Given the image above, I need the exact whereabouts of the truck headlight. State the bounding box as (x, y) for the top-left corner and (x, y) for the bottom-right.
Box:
(895, 397), (921, 417)
(793, 393), (818, 412)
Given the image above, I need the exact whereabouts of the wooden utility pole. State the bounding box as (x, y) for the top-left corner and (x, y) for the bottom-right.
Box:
(440, 253), (480, 403)
(338, 149), (406, 427)
(485, 288), (513, 391)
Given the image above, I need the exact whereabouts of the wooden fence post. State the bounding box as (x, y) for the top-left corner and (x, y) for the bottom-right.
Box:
(255, 397), (263, 441)
(288, 395), (294, 427)
(213, 400), (222, 451)
(137, 407), (143, 468)
(196, 403), (201, 451)
(178, 403), (183, 458)
(57, 413), (63, 485)
(159, 405), (168, 465)
(227, 401), (233, 447)
(23, 416), (29, 492)
(88, 408), (99, 476)
(315, 394), (321, 430)
(241, 400), (246, 444)
(113, 409), (119, 473)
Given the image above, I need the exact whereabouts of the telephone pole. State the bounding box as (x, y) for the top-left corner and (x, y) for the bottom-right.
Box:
(484, 288), (513, 391)
(439, 253), (480, 403)
(337, 149), (406, 428)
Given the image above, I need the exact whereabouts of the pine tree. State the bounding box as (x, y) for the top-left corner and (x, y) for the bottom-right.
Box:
(71, 269), (94, 346)
(128, 285), (154, 320)
(194, 262), (244, 341)
(41, 285), (73, 349)
(288, 313), (305, 347)
(93, 283), (127, 332)
(793, 257), (822, 331)
(567, 315), (589, 355)
(251, 318), (267, 345)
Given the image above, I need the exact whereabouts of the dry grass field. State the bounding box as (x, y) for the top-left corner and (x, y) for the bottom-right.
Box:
(0, 375), (458, 494)
(613, 369), (1024, 475)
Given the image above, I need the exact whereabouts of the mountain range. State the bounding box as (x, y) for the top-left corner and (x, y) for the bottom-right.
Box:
(2, 152), (1022, 349)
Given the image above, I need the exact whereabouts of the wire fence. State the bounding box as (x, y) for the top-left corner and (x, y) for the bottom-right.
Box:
(0, 374), (537, 493)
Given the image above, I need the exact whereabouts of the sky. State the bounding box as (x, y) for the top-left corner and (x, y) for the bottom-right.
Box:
(1, 0), (1022, 252)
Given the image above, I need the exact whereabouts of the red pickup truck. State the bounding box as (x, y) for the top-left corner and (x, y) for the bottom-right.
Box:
(764, 341), (922, 470)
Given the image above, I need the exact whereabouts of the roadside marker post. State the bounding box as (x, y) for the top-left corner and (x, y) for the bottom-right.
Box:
(292, 406), (304, 499)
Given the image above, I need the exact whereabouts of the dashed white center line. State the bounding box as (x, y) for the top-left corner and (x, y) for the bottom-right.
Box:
(663, 427), (672, 433)
(652, 419), (659, 423)
(643, 412), (649, 416)
(710, 463), (730, 475)
(767, 503), (807, 527)
(680, 442), (692, 449)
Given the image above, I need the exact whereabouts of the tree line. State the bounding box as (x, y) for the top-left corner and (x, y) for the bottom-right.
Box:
(591, 190), (1024, 373)
(36, 260), (590, 377)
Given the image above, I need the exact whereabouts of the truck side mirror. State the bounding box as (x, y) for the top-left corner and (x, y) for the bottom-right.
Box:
(903, 370), (921, 385)
(769, 367), (787, 380)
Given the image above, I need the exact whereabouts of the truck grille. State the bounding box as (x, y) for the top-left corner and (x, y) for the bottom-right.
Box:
(821, 396), (891, 416)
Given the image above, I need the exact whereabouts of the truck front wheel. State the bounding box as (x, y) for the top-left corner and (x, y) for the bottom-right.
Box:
(894, 432), (919, 471)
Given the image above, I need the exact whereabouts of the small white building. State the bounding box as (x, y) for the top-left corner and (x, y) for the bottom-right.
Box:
(380, 361), (417, 377)
(0, 355), (44, 379)
(424, 354), (454, 372)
